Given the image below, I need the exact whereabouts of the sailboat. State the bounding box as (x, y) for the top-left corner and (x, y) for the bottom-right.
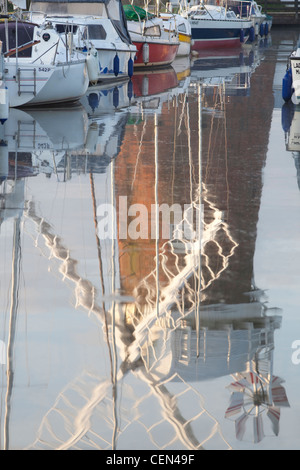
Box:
(0, 17), (89, 107)
(26, 0), (137, 83)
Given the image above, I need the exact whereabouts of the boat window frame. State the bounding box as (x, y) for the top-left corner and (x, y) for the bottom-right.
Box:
(178, 23), (187, 33)
(143, 24), (161, 37)
(83, 23), (107, 40)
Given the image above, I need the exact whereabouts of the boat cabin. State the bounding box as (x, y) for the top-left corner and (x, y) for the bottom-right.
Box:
(29, 0), (132, 44)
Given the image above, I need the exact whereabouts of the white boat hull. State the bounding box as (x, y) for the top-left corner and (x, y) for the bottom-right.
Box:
(87, 46), (136, 83)
(177, 38), (192, 57)
(5, 60), (89, 107)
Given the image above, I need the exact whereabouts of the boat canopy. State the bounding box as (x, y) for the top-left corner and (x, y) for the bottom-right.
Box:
(123, 5), (155, 22)
(30, 0), (132, 44)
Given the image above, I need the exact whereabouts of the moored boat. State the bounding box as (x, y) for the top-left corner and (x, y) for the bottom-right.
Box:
(0, 18), (89, 107)
(282, 48), (300, 105)
(159, 11), (192, 57)
(123, 4), (179, 68)
(180, 0), (254, 51)
(26, 0), (137, 83)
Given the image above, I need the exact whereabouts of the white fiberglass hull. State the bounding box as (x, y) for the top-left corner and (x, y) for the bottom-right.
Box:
(177, 39), (191, 57)
(5, 60), (89, 107)
(86, 45), (136, 83)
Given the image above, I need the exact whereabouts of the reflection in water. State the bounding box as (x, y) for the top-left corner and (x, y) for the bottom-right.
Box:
(282, 102), (300, 190)
(0, 34), (291, 450)
(226, 369), (289, 443)
(1, 105), (89, 180)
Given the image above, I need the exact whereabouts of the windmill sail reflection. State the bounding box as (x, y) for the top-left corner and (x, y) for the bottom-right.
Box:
(226, 369), (289, 443)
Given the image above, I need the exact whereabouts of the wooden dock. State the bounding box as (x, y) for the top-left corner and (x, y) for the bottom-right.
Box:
(264, 0), (300, 25)
(271, 12), (300, 24)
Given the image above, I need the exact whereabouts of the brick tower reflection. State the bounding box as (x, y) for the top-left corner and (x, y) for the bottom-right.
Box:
(113, 51), (289, 444)
(115, 53), (274, 319)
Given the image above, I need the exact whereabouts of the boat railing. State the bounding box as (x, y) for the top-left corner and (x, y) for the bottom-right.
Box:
(20, 10), (47, 23)
(184, 0), (252, 20)
(188, 5), (215, 20)
(127, 1), (145, 35)
(222, 0), (252, 19)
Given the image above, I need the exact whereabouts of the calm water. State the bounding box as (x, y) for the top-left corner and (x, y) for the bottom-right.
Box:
(1, 27), (300, 451)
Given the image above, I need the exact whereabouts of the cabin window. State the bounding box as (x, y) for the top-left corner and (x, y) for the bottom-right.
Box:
(144, 25), (160, 37)
(0, 21), (35, 57)
(190, 9), (206, 16)
(178, 23), (187, 33)
(226, 10), (236, 18)
(55, 24), (78, 34)
(83, 25), (107, 40)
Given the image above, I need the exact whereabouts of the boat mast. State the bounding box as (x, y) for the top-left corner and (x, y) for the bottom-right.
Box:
(2, 0), (7, 14)
(155, 0), (159, 15)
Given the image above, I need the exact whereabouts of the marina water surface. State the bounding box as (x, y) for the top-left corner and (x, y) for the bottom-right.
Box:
(1, 27), (300, 451)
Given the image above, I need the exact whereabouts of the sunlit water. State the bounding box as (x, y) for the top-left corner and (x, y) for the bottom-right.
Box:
(1, 27), (300, 450)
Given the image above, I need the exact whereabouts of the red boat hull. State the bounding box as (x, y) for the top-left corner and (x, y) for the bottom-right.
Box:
(133, 41), (179, 67)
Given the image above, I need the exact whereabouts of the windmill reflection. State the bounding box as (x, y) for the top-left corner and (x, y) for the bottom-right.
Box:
(114, 45), (287, 447)
(0, 41), (288, 450)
